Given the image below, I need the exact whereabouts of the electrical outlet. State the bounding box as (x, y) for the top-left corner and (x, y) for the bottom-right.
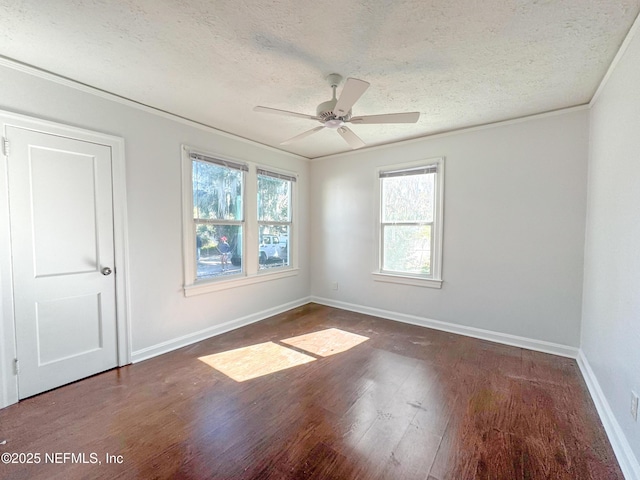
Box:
(632, 391), (639, 421)
(331, 282), (338, 290)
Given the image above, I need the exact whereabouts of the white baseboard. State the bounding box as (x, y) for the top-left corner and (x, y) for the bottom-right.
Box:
(310, 298), (640, 477)
(131, 296), (311, 363)
(577, 351), (640, 480)
(130, 296), (639, 480)
(309, 296), (579, 358)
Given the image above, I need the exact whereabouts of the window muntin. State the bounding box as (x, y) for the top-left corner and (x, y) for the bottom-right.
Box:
(257, 169), (294, 270)
(192, 155), (246, 280)
(379, 163), (442, 280)
(182, 146), (299, 294)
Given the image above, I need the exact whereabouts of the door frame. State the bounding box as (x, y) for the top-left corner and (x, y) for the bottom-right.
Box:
(0, 110), (132, 408)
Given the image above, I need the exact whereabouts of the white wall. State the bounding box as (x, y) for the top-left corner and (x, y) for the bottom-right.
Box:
(0, 64), (310, 400)
(310, 109), (589, 348)
(582, 21), (640, 465)
(0, 41), (634, 473)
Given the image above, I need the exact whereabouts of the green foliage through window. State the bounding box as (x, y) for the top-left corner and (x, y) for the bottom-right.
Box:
(193, 158), (245, 279)
(380, 167), (436, 277)
(258, 172), (292, 270)
(193, 160), (243, 221)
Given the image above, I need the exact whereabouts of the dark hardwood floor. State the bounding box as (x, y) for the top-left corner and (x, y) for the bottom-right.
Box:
(0, 303), (622, 479)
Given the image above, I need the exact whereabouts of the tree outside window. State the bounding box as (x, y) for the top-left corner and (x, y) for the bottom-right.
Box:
(257, 169), (294, 270)
(379, 163), (441, 279)
(192, 157), (245, 279)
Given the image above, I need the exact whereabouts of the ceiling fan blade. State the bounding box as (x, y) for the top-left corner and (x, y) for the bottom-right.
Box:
(337, 126), (366, 149)
(280, 126), (325, 145)
(333, 78), (370, 117)
(254, 106), (318, 121)
(349, 112), (421, 124)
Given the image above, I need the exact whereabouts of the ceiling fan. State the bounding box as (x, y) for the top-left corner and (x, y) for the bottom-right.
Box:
(254, 73), (420, 150)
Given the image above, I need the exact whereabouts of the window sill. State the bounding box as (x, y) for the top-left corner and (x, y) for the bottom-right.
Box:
(371, 272), (443, 289)
(184, 268), (299, 297)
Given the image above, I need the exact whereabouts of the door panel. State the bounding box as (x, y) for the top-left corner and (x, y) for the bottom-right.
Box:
(7, 126), (118, 399)
(36, 293), (103, 365)
(30, 148), (99, 276)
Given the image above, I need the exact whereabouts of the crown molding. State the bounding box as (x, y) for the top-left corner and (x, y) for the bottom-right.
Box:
(590, 10), (640, 107)
(0, 55), (309, 162)
(311, 105), (589, 162)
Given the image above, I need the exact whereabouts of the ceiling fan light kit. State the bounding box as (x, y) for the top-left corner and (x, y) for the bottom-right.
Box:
(254, 73), (420, 150)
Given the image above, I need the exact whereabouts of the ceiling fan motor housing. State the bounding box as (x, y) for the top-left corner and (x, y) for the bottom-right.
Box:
(317, 99), (351, 128)
(254, 73), (419, 149)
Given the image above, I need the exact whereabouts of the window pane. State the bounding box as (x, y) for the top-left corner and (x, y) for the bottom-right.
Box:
(196, 224), (242, 279)
(259, 225), (289, 270)
(382, 173), (434, 223)
(382, 224), (431, 275)
(258, 174), (290, 222)
(193, 160), (243, 221)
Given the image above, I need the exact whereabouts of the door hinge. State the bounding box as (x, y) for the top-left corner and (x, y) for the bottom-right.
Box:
(2, 137), (9, 157)
(14, 359), (19, 375)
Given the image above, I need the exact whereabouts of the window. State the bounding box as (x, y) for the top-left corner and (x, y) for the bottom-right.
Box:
(182, 146), (298, 296)
(257, 169), (294, 270)
(192, 153), (246, 280)
(375, 158), (444, 288)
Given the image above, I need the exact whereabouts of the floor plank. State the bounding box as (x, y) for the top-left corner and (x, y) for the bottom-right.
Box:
(0, 304), (623, 479)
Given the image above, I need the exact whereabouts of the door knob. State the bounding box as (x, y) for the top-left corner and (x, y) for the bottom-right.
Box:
(101, 267), (112, 276)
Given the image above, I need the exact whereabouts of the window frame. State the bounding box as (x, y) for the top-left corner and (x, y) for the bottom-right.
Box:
(191, 152), (247, 281)
(372, 157), (445, 289)
(257, 168), (295, 273)
(181, 146), (298, 296)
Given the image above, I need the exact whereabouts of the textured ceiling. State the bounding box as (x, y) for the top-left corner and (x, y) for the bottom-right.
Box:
(0, 1), (638, 159)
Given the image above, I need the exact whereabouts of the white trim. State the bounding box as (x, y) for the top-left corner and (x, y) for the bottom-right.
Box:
(0, 55), (307, 162)
(375, 156), (445, 285)
(185, 268), (299, 297)
(0, 56), (592, 163)
(182, 144), (250, 286)
(310, 296), (579, 358)
(181, 145), (197, 287)
(131, 296), (311, 363)
(371, 272), (442, 289)
(0, 55), (593, 163)
(111, 138), (133, 367)
(0, 109), (132, 408)
(182, 144), (299, 295)
(590, 11), (640, 107)
(577, 351), (640, 480)
(311, 105), (590, 162)
(0, 126), (18, 408)
(256, 161), (298, 275)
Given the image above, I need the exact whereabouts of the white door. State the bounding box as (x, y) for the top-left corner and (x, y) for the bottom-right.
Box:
(6, 126), (118, 399)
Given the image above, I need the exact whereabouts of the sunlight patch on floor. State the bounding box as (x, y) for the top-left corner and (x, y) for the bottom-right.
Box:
(198, 341), (316, 382)
(281, 328), (369, 357)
